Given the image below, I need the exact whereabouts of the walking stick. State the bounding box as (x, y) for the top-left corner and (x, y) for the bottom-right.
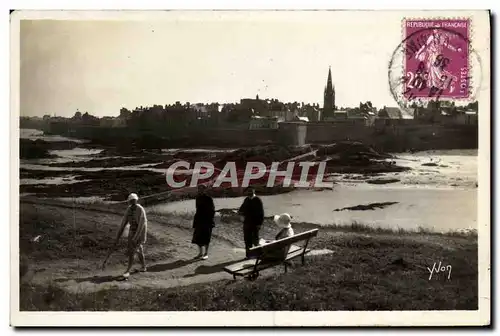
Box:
(101, 243), (118, 270)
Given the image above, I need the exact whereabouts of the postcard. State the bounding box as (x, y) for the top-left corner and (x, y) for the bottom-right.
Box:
(11, 9), (490, 327)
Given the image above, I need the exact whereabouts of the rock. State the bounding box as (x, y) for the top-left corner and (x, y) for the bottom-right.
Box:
(20, 139), (54, 159)
(366, 178), (400, 185)
(317, 141), (390, 159)
(31, 235), (42, 243)
(215, 145), (292, 170)
(333, 202), (399, 211)
(390, 257), (409, 268)
(217, 208), (238, 216)
(20, 139), (80, 159)
(81, 236), (98, 248)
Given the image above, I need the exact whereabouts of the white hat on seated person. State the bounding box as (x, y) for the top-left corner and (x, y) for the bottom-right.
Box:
(273, 213), (292, 227)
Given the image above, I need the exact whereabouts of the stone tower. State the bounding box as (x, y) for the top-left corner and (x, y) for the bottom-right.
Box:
(323, 66), (335, 120)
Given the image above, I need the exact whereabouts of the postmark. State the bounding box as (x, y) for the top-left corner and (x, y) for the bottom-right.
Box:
(388, 18), (482, 109)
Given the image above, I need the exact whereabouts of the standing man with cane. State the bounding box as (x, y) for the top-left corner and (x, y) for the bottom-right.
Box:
(238, 187), (264, 259)
(102, 193), (148, 280)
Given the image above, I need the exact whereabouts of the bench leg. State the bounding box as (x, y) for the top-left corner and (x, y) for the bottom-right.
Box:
(284, 261), (292, 273)
(302, 239), (311, 265)
(247, 272), (259, 281)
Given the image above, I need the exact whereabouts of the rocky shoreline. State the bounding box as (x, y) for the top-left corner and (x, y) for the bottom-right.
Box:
(20, 139), (410, 204)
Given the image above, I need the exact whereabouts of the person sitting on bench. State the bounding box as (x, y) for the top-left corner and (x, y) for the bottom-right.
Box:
(260, 213), (294, 262)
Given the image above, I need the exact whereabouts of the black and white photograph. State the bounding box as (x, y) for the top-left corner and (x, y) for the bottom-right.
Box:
(10, 9), (490, 327)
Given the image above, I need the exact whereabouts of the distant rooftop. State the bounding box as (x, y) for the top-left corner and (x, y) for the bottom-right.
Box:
(380, 107), (415, 119)
(383, 107), (401, 119)
(295, 116), (309, 122)
(401, 108), (415, 119)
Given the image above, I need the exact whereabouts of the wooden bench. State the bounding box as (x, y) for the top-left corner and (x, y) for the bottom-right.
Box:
(223, 229), (319, 281)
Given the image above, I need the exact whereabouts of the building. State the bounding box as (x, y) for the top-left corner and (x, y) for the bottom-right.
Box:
(347, 109), (376, 126)
(324, 109), (371, 126)
(269, 107), (286, 120)
(303, 104), (321, 122)
(112, 115), (128, 127)
(293, 116), (309, 122)
(99, 116), (115, 127)
(455, 110), (478, 125)
(378, 107), (401, 119)
(285, 107), (300, 122)
(378, 107), (415, 120)
(192, 103), (211, 119)
(322, 66), (335, 121)
(240, 95), (268, 116)
(400, 108), (415, 120)
(334, 110), (347, 120)
(376, 106), (415, 126)
(249, 116), (280, 130)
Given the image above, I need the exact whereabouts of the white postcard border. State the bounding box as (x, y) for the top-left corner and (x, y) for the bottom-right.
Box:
(9, 9), (491, 327)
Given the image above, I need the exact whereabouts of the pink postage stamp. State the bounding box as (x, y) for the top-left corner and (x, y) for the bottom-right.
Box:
(402, 19), (471, 101)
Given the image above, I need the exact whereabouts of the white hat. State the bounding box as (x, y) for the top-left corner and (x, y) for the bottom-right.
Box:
(274, 213), (292, 227)
(127, 193), (139, 201)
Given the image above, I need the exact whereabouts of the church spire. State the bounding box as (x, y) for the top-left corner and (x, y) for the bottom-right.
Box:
(327, 66), (332, 91)
(323, 66), (335, 120)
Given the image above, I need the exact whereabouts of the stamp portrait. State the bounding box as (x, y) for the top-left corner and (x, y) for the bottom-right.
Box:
(402, 19), (471, 101)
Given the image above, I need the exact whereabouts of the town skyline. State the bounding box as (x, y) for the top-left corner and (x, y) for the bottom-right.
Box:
(20, 60), (395, 118)
(19, 11), (417, 118)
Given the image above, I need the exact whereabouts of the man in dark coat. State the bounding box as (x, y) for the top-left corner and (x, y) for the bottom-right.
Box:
(192, 185), (215, 260)
(238, 187), (264, 258)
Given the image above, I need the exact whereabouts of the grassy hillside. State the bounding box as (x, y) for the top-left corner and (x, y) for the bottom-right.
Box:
(20, 201), (478, 311)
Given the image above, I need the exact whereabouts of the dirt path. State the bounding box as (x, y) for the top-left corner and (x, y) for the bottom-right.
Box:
(22, 201), (467, 296)
(39, 245), (249, 294)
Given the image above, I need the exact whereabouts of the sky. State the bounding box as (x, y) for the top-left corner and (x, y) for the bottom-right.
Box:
(18, 11), (480, 117)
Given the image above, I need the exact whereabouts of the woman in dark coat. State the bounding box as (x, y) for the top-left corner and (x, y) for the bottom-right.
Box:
(192, 185), (215, 260)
